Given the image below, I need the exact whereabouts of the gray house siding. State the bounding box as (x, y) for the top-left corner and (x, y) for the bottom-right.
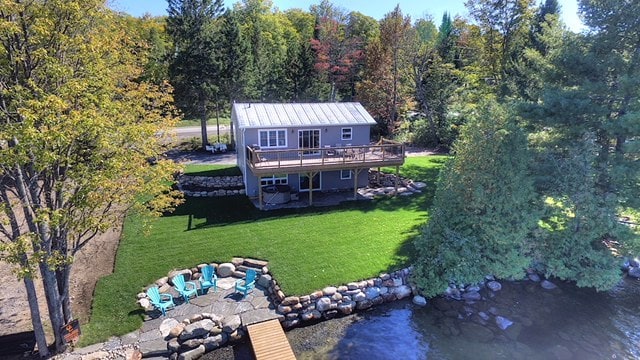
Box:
(238, 125), (370, 197)
(232, 103), (379, 198)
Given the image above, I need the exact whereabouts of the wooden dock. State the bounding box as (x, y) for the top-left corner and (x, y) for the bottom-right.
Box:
(246, 319), (296, 360)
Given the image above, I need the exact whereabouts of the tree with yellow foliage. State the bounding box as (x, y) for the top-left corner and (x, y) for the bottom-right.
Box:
(0, 1), (182, 355)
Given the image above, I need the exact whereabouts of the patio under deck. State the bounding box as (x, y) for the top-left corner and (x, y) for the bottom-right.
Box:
(246, 141), (405, 209)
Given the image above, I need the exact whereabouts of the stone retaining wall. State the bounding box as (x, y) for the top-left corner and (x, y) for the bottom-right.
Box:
(137, 259), (417, 359)
(264, 267), (416, 329)
(177, 175), (245, 197)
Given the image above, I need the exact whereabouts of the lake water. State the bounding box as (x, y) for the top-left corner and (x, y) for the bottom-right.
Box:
(287, 277), (640, 360)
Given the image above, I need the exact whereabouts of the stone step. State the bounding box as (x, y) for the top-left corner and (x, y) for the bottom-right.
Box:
(243, 258), (268, 269)
(139, 338), (170, 358)
(240, 309), (284, 328)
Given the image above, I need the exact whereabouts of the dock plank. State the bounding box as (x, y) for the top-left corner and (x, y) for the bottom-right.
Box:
(247, 319), (296, 360)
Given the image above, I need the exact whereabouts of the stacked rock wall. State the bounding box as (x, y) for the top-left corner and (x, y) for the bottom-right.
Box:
(138, 260), (416, 359)
(177, 175), (245, 197)
(266, 267), (415, 328)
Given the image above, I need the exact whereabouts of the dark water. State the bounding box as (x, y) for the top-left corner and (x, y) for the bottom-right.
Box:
(288, 277), (640, 360)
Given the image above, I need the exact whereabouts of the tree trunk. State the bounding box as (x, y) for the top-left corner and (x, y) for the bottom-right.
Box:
(57, 264), (73, 323)
(39, 262), (66, 352)
(23, 275), (50, 358)
(200, 100), (208, 149)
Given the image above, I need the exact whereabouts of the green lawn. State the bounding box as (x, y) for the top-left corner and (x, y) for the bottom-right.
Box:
(80, 156), (447, 345)
(183, 164), (241, 177)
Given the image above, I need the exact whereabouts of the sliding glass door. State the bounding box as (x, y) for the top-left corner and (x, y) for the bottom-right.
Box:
(298, 129), (320, 155)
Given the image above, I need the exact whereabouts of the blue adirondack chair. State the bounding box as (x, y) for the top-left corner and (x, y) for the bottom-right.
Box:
(173, 275), (198, 303)
(146, 286), (175, 316)
(199, 265), (217, 293)
(235, 269), (257, 298)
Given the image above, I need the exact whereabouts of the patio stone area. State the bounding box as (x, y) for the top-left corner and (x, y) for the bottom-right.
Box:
(57, 277), (280, 359)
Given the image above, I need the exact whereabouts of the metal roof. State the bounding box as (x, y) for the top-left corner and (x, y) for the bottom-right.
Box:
(232, 102), (377, 129)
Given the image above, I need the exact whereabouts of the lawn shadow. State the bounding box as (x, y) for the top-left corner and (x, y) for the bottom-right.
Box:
(167, 156), (446, 231)
(384, 221), (427, 273)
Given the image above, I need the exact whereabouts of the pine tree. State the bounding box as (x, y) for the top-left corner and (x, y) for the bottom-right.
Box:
(167, 0), (225, 148)
(414, 100), (537, 296)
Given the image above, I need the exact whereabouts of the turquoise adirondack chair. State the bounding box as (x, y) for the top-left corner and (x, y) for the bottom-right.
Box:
(173, 275), (198, 303)
(146, 286), (175, 316)
(235, 269), (257, 298)
(199, 265), (217, 293)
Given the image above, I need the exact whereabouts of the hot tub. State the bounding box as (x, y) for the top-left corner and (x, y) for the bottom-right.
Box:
(262, 184), (291, 204)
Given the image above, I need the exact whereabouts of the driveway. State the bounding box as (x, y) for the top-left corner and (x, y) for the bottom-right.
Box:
(170, 125), (229, 140)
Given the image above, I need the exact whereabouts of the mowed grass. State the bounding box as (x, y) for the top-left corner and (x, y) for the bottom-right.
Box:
(182, 164), (241, 177)
(80, 156), (448, 345)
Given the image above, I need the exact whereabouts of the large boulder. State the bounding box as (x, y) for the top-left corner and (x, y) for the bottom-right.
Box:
(393, 285), (411, 299)
(487, 281), (502, 292)
(316, 297), (332, 312)
(178, 345), (205, 360)
(462, 291), (481, 301)
(322, 286), (337, 296)
(179, 319), (215, 341)
(217, 263), (235, 278)
(203, 335), (225, 352)
(412, 295), (427, 306)
(541, 280), (557, 290)
(160, 318), (180, 339)
(365, 287), (381, 300)
(168, 269), (192, 284)
(495, 316), (513, 330)
(222, 315), (241, 333)
(628, 267), (640, 279)
(257, 274), (272, 288)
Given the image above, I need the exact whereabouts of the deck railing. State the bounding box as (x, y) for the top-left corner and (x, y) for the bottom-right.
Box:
(246, 141), (405, 175)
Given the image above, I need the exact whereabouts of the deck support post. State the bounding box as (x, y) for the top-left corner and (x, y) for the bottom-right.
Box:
(306, 171), (318, 206)
(353, 168), (364, 200)
(394, 165), (400, 195)
(258, 183), (263, 210)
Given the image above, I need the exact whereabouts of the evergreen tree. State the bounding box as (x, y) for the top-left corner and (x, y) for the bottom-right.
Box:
(522, 0), (640, 288)
(167, 0), (225, 148)
(414, 101), (537, 296)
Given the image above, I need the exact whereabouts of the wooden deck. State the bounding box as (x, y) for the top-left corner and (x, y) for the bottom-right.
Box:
(246, 319), (296, 360)
(246, 142), (405, 176)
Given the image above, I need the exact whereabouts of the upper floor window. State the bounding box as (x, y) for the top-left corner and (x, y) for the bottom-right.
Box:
(341, 127), (352, 141)
(259, 129), (287, 148)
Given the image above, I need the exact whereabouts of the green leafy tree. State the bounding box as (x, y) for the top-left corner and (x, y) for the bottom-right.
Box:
(167, 0), (225, 148)
(414, 101), (537, 296)
(465, 0), (536, 96)
(0, 1), (182, 355)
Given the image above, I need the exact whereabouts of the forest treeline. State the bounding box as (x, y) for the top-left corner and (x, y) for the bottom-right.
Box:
(134, 0), (640, 296)
(129, 0), (564, 149)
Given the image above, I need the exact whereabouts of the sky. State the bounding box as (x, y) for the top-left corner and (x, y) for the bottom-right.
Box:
(108, 0), (585, 32)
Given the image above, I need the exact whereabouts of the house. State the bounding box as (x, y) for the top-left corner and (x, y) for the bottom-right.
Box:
(232, 102), (405, 208)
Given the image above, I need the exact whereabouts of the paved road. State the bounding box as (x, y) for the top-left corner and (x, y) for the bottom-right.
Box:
(171, 125), (229, 139)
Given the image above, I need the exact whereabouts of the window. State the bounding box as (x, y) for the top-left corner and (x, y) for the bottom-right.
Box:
(341, 127), (352, 141)
(259, 129), (287, 148)
(340, 170), (352, 180)
(260, 174), (288, 186)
